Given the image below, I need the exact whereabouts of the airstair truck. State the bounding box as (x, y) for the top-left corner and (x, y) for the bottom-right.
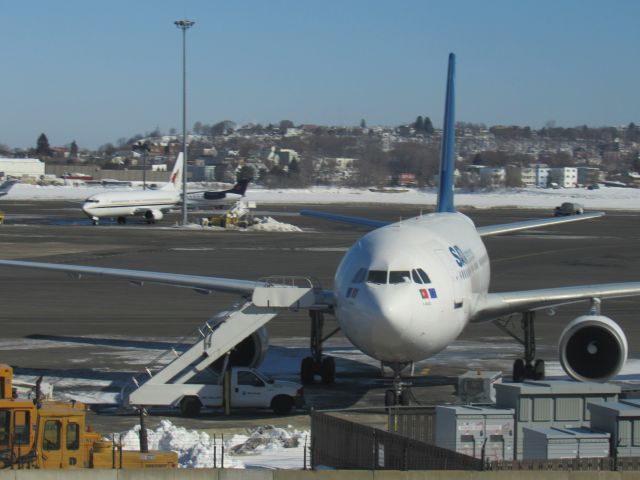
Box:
(0, 364), (178, 469)
(130, 366), (304, 417)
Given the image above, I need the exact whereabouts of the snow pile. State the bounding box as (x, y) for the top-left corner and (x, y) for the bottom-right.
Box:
(247, 216), (302, 232)
(118, 420), (309, 469)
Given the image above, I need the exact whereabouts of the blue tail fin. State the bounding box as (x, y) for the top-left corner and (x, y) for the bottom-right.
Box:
(436, 53), (456, 213)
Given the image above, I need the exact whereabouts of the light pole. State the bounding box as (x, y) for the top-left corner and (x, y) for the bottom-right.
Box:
(175, 19), (194, 225)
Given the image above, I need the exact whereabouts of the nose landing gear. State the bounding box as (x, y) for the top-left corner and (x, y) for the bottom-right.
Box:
(384, 362), (412, 406)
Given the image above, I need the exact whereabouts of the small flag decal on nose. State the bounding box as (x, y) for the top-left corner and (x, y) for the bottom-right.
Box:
(346, 288), (359, 298)
(420, 288), (438, 299)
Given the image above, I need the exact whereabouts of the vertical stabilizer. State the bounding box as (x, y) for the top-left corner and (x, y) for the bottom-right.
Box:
(436, 53), (456, 213)
(162, 153), (183, 191)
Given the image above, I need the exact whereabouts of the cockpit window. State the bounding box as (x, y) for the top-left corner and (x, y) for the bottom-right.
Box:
(412, 269), (423, 284)
(351, 268), (367, 284)
(389, 271), (411, 284)
(84, 198), (99, 203)
(417, 268), (431, 284)
(367, 270), (387, 284)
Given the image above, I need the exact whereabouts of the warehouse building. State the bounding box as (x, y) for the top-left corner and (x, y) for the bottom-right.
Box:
(0, 157), (45, 180)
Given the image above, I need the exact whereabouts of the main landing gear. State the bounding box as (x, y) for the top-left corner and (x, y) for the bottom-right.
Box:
(494, 311), (545, 382)
(384, 362), (412, 407)
(117, 216), (127, 225)
(300, 311), (339, 385)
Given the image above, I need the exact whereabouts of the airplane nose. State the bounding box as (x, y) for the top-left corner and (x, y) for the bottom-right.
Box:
(366, 288), (415, 335)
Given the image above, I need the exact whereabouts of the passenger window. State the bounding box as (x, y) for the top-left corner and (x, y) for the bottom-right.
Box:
(0, 411), (9, 446)
(66, 423), (79, 450)
(412, 270), (423, 284)
(389, 271), (411, 284)
(43, 420), (60, 451)
(417, 269), (431, 284)
(14, 410), (29, 445)
(367, 270), (387, 284)
(351, 268), (366, 284)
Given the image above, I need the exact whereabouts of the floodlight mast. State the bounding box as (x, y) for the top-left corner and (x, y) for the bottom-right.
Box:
(174, 19), (194, 226)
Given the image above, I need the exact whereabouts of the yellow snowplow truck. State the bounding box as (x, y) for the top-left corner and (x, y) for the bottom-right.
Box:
(0, 364), (178, 469)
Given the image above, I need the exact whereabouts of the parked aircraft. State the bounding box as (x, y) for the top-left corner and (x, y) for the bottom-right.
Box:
(81, 155), (249, 224)
(186, 178), (251, 207)
(1, 54), (639, 406)
(81, 154), (184, 224)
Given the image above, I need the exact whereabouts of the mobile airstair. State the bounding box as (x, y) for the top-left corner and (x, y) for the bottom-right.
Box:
(121, 276), (327, 408)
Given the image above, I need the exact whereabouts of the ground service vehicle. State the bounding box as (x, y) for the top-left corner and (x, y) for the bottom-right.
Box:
(0, 365), (178, 469)
(130, 367), (304, 417)
(554, 202), (584, 216)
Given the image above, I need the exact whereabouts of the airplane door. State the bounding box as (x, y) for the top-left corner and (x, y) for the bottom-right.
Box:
(231, 371), (268, 408)
(435, 249), (464, 309)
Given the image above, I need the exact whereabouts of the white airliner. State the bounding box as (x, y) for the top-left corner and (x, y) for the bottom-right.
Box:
(82, 155), (250, 225)
(1, 54), (639, 406)
(82, 154), (185, 225)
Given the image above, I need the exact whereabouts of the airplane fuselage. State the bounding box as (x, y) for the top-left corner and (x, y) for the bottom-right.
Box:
(82, 189), (180, 219)
(334, 212), (490, 364)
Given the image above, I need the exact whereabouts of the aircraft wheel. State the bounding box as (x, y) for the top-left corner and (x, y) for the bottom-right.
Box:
(180, 396), (202, 417)
(117, 217), (126, 225)
(512, 359), (525, 382)
(399, 390), (411, 406)
(300, 357), (315, 384)
(320, 357), (335, 384)
(384, 389), (396, 407)
(533, 359), (545, 380)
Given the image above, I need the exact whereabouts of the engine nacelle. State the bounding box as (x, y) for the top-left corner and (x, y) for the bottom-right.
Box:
(209, 326), (269, 371)
(559, 314), (627, 382)
(144, 209), (163, 221)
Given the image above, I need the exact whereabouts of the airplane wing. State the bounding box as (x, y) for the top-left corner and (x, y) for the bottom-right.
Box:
(0, 259), (336, 307)
(300, 210), (390, 229)
(476, 212), (604, 236)
(471, 282), (640, 323)
(0, 259), (260, 296)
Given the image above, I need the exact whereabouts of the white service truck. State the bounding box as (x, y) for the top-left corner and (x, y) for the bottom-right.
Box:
(131, 367), (304, 417)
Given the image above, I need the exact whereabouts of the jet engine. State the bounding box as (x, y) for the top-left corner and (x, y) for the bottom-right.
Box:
(558, 314), (627, 382)
(144, 209), (163, 222)
(209, 326), (269, 371)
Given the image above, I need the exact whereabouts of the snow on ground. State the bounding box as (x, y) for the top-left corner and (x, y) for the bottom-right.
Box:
(119, 420), (310, 469)
(5, 183), (640, 210)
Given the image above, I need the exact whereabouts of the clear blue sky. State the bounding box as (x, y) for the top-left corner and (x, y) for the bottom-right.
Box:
(1, 0), (638, 149)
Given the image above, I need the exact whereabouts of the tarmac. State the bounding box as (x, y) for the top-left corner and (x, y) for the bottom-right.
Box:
(0, 200), (639, 433)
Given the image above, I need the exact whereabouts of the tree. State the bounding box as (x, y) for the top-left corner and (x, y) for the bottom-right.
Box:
(288, 158), (300, 174)
(360, 118), (367, 129)
(279, 120), (295, 133)
(236, 165), (255, 181)
(69, 140), (79, 159)
(193, 121), (203, 135)
(413, 116), (424, 131)
(423, 117), (434, 134)
(36, 133), (52, 157)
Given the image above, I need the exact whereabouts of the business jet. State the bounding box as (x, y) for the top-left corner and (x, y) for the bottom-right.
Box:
(185, 178), (251, 207)
(1, 54), (639, 406)
(82, 155), (250, 225)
